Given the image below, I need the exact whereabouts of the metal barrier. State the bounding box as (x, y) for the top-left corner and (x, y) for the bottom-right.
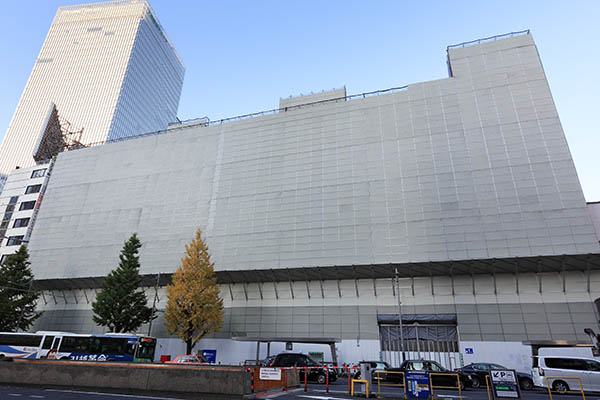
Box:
(544, 376), (586, 400)
(429, 372), (463, 400)
(351, 379), (370, 398)
(485, 374), (492, 400)
(375, 370), (406, 398)
(447, 30), (530, 50)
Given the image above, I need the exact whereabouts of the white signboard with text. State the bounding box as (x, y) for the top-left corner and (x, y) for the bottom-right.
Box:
(259, 368), (282, 381)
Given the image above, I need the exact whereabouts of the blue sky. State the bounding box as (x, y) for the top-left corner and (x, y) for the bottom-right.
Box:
(0, 1), (598, 200)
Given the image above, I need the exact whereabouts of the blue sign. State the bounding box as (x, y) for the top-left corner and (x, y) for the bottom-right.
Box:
(201, 349), (217, 363)
(405, 371), (431, 399)
(465, 348), (474, 354)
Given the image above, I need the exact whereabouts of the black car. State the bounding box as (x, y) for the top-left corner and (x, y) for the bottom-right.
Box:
(267, 353), (337, 384)
(353, 361), (394, 382)
(389, 360), (472, 390)
(456, 363), (534, 390)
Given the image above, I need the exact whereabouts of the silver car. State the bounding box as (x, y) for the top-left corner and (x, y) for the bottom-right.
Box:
(532, 356), (600, 392)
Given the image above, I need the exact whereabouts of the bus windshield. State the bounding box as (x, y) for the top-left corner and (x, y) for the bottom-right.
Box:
(135, 337), (156, 361)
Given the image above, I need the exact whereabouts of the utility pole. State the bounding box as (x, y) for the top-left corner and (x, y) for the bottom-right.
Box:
(395, 268), (405, 363)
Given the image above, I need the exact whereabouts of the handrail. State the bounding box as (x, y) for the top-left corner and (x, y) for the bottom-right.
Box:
(447, 30), (530, 50)
(66, 85), (410, 152)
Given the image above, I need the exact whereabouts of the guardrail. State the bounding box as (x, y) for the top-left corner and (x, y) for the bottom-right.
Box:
(447, 30), (530, 50)
(545, 376), (586, 400)
(375, 370), (406, 397)
(429, 372), (463, 400)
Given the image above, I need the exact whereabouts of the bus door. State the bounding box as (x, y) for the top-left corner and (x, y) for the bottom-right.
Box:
(38, 335), (55, 358)
(50, 336), (62, 359)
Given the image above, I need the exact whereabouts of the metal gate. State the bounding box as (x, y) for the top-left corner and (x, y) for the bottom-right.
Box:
(378, 314), (460, 369)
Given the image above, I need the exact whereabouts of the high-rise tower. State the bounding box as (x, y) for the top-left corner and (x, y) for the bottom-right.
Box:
(0, 0), (185, 191)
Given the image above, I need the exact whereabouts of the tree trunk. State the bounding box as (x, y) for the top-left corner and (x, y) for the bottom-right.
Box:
(186, 337), (193, 355)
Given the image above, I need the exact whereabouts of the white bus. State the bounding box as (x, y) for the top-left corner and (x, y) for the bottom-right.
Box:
(0, 331), (156, 362)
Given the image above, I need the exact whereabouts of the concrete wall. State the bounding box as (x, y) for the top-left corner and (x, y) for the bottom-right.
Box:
(27, 33), (599, 282)
(0, 360), (252, 399)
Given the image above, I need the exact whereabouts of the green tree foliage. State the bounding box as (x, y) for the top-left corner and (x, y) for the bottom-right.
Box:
(165, 229), (224, 354)
(92, 233), (154, 332)
(0, 245), (40, 332)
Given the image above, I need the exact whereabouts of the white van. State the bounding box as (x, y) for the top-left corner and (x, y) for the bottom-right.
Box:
(532, 356), (600, 392)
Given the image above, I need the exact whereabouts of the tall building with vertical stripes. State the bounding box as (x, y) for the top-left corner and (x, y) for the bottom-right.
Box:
(0, 0), (184, 192)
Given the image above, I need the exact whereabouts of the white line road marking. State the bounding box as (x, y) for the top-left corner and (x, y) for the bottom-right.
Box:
(298, 396), (350, 400)
(44, 389), (177, 399)
(8, 395), (23, 397)
(29, 396), (45, 399)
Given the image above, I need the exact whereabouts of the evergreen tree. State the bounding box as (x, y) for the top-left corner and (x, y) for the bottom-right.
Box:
(92, 233), (154, 332)
(165, 229), (223, 354)
(0, 245), (40, 332)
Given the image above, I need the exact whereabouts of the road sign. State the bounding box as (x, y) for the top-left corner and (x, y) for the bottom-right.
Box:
(490, 369), (521, 399)
(405, 371), (431, 399)
(201, 349), (216, 363)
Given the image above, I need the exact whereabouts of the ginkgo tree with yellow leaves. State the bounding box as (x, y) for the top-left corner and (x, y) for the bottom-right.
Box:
(164, 229), (224, 355)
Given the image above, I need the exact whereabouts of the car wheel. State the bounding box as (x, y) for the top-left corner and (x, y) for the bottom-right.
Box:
(552, 380), (569, 393)
(317, 374), (326, 384)
(520, 378), (533, 391)
(470, 376), (480, 389)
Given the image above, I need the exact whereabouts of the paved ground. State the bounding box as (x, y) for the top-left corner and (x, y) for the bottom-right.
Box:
(260, 380), (597, 399)
(1, 382), (597, 400)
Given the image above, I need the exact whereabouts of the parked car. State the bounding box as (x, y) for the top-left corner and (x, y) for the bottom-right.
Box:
(164, 354), (209, 365)
(353, 361), (394, 382)
(394, 360), (472, 390)
(457, 363), (534, 390)
(267, 353), (337, 384)
(532, 356), (600, 392)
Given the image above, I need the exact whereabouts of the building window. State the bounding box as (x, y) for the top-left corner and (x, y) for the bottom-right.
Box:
(19, 201), (36, 211)
(13, 218), (30, 228)
(0, 220), (9, 229)
(6, 236), (23, 246)
(8, 196), (18, 204)
(0, 254), (9, 264)
(31, 169), (46, 178)
(5, 204), (14, 213)
(25, 184), (42, 195)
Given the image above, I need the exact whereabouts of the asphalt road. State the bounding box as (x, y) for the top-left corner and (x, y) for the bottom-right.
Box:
(1, 383), (598, 400)
(0, 386), (180, 400)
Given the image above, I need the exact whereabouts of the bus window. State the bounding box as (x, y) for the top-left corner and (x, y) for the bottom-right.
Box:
(42, 336), (54, 350)
(89, 338), (102, 354)
(51, 337), (61, 350)
(100, 338), (127, 355)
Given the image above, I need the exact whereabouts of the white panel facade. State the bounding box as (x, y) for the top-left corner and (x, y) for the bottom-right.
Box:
(27, 33), (599, 282)
(0, 0), (184, 187)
